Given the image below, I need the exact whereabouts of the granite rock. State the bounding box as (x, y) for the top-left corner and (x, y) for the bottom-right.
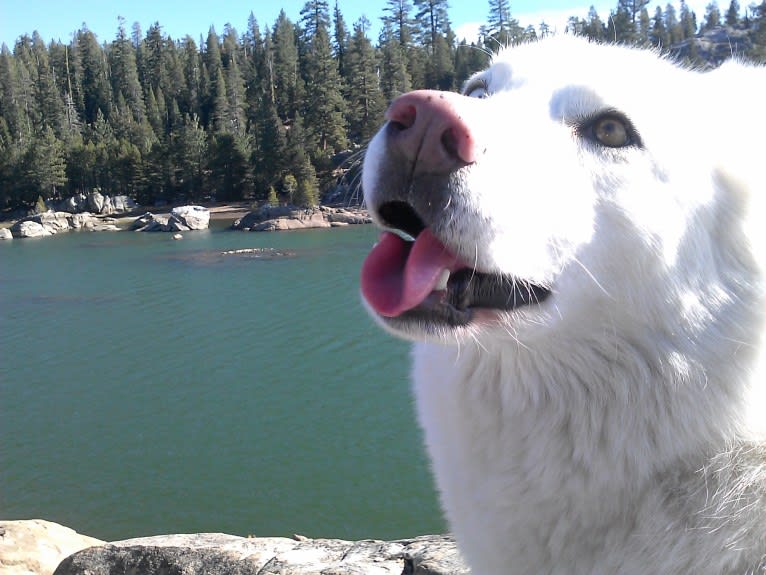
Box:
(132, 206), (210, 232)
(171, 205), (210, 230)
(0, 520), (103, 575)
(54, 533), (468, 575)
(10, 211), (119, 237)
(12, 220), (53, 238)
(232, 206), (371, 232)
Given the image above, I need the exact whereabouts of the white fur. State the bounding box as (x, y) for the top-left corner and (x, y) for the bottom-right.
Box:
(362, 36), (766, 575)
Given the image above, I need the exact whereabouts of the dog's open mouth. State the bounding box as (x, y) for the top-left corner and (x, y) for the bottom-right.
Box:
(361, 202), (551, 327)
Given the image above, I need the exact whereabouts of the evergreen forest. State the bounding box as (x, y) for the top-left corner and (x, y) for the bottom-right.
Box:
(1, 0), (765, 213)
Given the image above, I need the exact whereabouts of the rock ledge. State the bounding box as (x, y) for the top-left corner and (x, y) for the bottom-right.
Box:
(55, 532), (467, 575)
(232, 206), (371, 232)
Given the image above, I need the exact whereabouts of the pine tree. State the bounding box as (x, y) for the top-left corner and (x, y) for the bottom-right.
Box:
(172, 113), (207, 201)
(679, 1), (698, 39)
(146, 86), (163, 136)
(584, 6), (606, 41)
(201, 27), (226, 131)
(222, 25), (247, 135)
(607, 4), (636, 43)
(75, 28), (112, 125)
(379, 23), (412, 100)
(664, 3), (683, 44)
(428, 32), (455, 90)
(210, 67), (229, 134)
(0, 44), (28, 139)
(725, 0), (741, 26)
(619, 0), (650, 26)
(345, 19), (385, 144)
(383, 0), (416, 46)
(179, 36), (201, 117)
(637, 8), (652, 43)
(252, 95), (287, 197)
(747, 1), (766, 61)
(25, 126), (67, 201)
(487, 0), (513, 45)
(300, 0), (331, 40)
(702, 2), (722, 30)
(333, 1), (350, 78)
(414, 0), (450, 54)
(29, 32), (67, 136)
(302, 23), (347, 154)
(382, 0), (422, 88)
(142, 23), (167, 94)
(651, 5), (670, 46)
(209, 132), (252, 201)
(109, 18), (147, 125)
(271, 11), (304, 120)
(294, 155), (320, 207)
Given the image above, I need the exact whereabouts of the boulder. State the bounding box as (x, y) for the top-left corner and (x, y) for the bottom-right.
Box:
(232, 206), (370, 232)
(130, 212), (169, 232)
(75, 214), (121, 232)
(0, 227), (14, 240)
(171, 205), (210, 230)
(111, 195), (136, 214)
(12, 220), (52, 238)
(87, 191), (105, 214)
(132, 207), (209, 232)
(326, 208), (373, 225)
(63, 193), (88, 213)
(0, 519), (103, 575)
(35, 211), (74, 233)
(10, 212), (120, 237)
(54, 533), (468, 575)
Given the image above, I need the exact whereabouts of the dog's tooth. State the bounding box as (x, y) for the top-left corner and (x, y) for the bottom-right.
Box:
(435, 269), (450, 291)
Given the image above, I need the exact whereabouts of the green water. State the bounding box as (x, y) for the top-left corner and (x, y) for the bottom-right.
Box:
(0, 224), (445, 541)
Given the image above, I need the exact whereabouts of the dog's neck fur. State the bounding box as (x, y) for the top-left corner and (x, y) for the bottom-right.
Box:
(413, 300), (766, 574)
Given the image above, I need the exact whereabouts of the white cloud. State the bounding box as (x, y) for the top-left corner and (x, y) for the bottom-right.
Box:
(454, 21), (483, 43)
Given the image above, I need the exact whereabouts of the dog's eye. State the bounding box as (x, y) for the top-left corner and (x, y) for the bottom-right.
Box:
(464, 80), (488, 99)
(593, 117), (628, 147)
(581, 113), (640, 148)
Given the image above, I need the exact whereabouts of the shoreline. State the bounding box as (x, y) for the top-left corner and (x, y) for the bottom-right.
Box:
(2, 202), (371, 238)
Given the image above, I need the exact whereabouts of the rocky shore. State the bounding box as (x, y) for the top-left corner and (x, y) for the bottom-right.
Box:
(1, 202), (370, 239)
(1, 519), (467, 575)
(231, 205), (371, 231)
(6, 211), (121, 238)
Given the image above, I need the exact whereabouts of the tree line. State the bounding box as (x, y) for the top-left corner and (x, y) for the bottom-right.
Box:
(1, 0), (764, 213)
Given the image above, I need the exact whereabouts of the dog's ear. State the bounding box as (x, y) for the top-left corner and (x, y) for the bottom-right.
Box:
(711, 165), (764, 275)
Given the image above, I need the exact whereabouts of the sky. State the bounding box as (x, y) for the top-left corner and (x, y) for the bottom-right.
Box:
(0, 0), (721, 48)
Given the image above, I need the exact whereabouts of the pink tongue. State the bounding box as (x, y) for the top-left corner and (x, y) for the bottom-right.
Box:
(361, 229), (462, 317)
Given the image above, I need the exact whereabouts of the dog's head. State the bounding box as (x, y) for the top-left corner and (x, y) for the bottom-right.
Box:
(361, 36), (763, 347)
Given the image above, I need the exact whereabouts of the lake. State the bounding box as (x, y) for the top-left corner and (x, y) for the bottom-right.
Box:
(0, 223), (446, 542)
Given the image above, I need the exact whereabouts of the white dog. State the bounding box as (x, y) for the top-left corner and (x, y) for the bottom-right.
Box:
(360, 36), (765, 574)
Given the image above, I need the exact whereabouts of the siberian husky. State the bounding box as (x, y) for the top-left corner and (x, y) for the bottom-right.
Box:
(360, 36), (765, 574)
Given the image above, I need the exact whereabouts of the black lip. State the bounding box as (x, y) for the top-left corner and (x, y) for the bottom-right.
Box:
(380, 268), (551, 330)
(446, 269), (551, 311)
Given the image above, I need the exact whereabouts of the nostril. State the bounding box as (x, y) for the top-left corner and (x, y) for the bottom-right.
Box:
(441, 128), (459, 161)
(387, 103), (417, 131)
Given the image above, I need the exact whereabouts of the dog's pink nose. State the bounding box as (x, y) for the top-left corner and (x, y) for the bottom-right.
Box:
(385, 90), (476, 173)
